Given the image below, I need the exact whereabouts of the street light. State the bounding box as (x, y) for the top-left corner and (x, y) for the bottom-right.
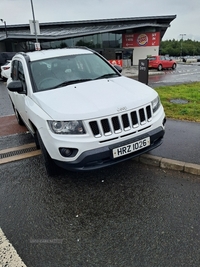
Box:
(0, 19), (8, 38)
(180, 33), (186, 58)
(30, 0), (39, 44)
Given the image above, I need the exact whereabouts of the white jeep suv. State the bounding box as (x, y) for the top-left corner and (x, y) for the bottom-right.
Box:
(7, 48), (166, 175)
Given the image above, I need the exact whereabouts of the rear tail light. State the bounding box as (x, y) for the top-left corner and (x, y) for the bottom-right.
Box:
(3, 66), (10, 70)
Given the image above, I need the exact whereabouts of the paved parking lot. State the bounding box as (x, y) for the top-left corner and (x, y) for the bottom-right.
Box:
(1, 64), (200, 266)
(1, 154), (200, 267)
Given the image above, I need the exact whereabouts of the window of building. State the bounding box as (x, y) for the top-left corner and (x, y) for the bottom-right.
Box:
(102, 33), (109, 48)
(116, 34), (122, 48)
(65, 39), (73, 47)
(82, 35), (95, 48)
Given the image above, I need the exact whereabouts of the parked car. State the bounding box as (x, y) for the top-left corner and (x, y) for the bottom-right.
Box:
(7, 48), (166, 176)
(0, 60), (11, 81)
(148, 55), (177, 71)
(112, 64), (122, 73)
(182, 57), (187, 63)
(0, 52), (16, 67)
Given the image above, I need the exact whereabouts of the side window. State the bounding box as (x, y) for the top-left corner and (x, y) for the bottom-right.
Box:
(12, 60), (18, 80)
(11, 60), (27, 92)
(18, 61), (27, 93)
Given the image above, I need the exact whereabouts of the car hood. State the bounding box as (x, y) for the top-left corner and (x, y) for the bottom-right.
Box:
(31, 76), (157, 120)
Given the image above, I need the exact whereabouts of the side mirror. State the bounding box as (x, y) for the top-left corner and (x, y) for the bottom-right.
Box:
(7, 80), (24, 93)
(113, 65), (122, 73)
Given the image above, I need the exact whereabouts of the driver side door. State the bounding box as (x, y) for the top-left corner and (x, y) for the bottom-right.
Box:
(10, 60), (29, 127)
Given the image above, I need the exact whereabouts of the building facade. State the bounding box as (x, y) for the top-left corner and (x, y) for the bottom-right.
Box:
(0, 15), (176, 66)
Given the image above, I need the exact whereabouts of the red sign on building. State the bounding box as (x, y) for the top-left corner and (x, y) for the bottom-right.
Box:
(122, 32), (160, 47)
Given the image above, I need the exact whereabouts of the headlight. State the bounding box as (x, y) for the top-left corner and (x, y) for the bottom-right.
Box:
(151, 96), (161, 113)
(48, 120), (86, 134)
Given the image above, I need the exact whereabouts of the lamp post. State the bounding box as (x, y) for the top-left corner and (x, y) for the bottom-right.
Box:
(180, 33), (186, 58)
(30, 0), (39, 44)
(0, 19), (8, 38)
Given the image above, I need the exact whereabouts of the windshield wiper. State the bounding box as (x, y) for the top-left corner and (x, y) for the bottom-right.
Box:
(95, 73), (118, 80)
(53, 79), (92, 88)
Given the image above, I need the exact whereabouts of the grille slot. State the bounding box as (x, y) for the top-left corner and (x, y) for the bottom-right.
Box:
(121, 114), (130, 130)
(146, 105), (152, 120)
(89, 121), (100, 137)
(101, 119), (111, 136)
(139, 108), (146, 124)
(112, 116), (121, 133)
(89, 105), (152, 138)
(130, 111), (138, 127)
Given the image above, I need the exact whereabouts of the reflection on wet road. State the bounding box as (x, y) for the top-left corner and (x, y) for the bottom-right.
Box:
(149, 63), (200, 87)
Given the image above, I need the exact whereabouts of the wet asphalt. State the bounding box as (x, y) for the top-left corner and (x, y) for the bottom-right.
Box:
(150, 119), (200, 165)
(1, 155), (200, 267)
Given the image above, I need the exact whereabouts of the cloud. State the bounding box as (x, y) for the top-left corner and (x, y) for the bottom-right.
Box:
(1, 0), (200, 40)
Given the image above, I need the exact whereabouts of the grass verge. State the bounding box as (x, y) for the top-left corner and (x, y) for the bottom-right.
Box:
(154, 82), (200, 122)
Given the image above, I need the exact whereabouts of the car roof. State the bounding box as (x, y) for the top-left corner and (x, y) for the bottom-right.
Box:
(15, 48), (94, 62)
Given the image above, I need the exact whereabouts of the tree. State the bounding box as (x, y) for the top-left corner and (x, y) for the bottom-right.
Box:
(160, 39), (200, 56)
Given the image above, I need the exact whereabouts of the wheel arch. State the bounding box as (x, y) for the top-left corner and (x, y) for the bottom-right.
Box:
(172, 63), (177, 69)
(28, 120), (40, 149)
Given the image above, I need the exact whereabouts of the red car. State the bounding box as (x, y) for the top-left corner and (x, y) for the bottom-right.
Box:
(148, 55), (177, 71)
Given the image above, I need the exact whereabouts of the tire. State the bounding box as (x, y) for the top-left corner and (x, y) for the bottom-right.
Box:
(172, 63), (176, 70)
(157, 64), (162, 71)
(34, 132), (40, 150)
(36, 130), (61, 177)
(12, 104), (24, 126)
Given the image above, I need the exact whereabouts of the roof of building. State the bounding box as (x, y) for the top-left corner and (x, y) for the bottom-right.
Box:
(0, 15), (176, 41)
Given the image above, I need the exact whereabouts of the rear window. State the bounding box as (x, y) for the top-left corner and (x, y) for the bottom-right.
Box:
(148, 57), (157, 61)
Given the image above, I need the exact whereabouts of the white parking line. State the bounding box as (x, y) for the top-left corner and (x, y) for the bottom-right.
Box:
(0, 228), (27, 266)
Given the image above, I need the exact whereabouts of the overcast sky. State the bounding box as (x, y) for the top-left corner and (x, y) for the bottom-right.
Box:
(1, 0), (200, 41)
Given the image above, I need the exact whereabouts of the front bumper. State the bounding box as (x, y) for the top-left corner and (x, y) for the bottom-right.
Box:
(54, 126), (165, 171)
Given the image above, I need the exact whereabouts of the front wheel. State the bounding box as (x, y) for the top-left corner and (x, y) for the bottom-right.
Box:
(36, 130), (61, 177)
(157, 64), (163, 71)
(172, 63), (176, 70)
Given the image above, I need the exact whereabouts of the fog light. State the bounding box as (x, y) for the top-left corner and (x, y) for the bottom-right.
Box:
(59, 147), (78, 157)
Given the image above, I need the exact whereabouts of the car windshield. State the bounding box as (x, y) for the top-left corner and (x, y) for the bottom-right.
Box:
(30, 53), (119, 92)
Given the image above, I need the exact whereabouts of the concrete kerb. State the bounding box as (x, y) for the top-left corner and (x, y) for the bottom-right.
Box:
(133, 154), (200, 176)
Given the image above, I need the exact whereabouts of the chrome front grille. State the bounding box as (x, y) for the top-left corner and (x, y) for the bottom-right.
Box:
(89, 105), (152, 138)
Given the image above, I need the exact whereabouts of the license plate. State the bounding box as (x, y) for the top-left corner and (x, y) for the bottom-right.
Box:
(112, 137), (150, 158)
